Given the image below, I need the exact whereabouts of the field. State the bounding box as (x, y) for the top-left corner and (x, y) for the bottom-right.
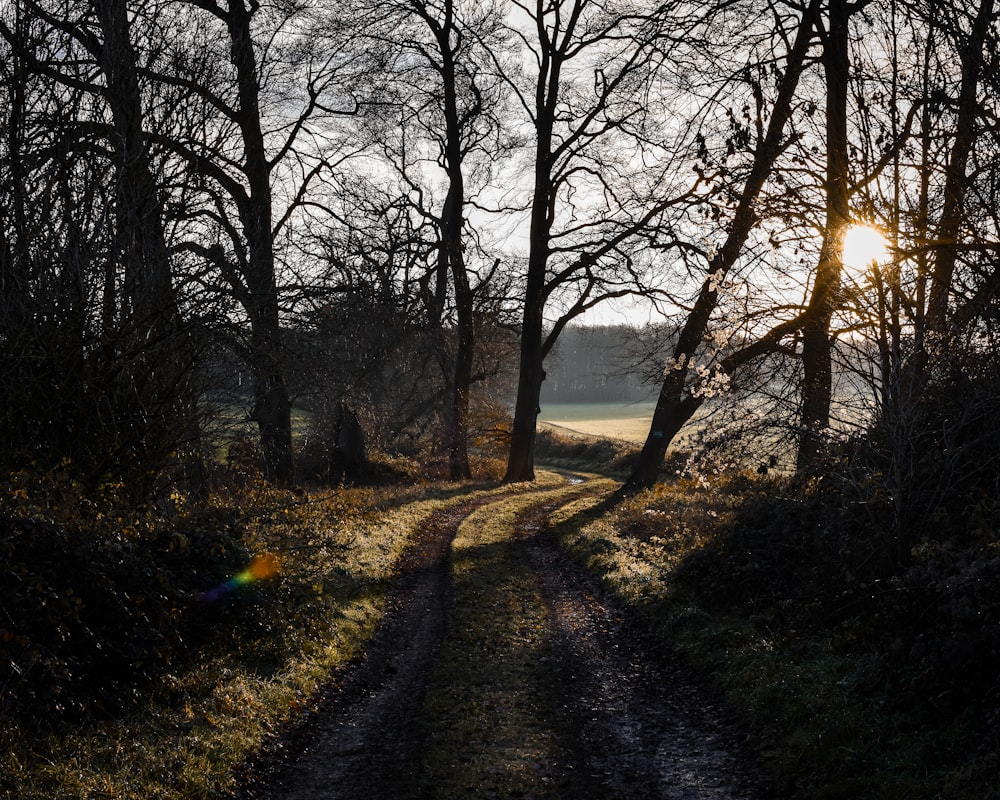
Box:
(538, 401), (711, 451)
(538, 400), (798, 472)
(537, 401), (656, 442)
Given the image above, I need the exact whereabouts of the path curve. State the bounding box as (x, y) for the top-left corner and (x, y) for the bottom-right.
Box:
(233, 500), (483, 800)
(231, 481), (770, 799)
(516, 500), (767, 799)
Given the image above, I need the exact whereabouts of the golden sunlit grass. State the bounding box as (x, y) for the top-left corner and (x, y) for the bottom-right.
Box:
(548, 476), (745, 607)
(411, 479), (611, 798)
(1, 476), (557, 800)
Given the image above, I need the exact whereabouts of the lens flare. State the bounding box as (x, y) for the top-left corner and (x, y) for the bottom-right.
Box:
(201, 552), (281, 602)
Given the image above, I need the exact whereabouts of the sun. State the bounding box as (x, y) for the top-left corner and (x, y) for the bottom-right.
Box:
(842, 223), (889, 278)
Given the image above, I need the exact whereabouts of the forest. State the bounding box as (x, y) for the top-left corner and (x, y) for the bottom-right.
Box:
(540, 324), (654, 403)
(3, 0), (1000, 798)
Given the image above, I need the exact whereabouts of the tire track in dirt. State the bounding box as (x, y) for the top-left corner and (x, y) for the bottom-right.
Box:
(515, 500), (769, 799)
(233, 498), (492, 800)
(234, 481), (770, 799)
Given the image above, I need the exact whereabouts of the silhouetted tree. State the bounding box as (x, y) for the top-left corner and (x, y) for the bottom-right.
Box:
(622, 0), (819, 492)
(500, 0), (697, 481)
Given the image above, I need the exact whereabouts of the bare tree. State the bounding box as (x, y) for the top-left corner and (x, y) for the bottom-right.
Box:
(834, 0), (1000, 539)
(498, 0), (702, 482)
(923, 0), (996, 342)
(349, 0), (512, 479)
(795, 0), (855, 471)
(621, 0), (819, 492)
(0, 0), (194, 493)
(146, 0), (359, 484)
(290, 177), (443, 462)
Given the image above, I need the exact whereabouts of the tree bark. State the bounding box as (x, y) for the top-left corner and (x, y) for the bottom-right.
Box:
(226, 0), (295, 485)
(924, 0), (994, 340)
(440, 171), (475, 480)
(434, 0), (474, 481)
(447, 246), (475, 480)
(796, 0), (851, 473)
(93, 0), (175, 330)
(504, 125), (552, 482)
(1, 2), (29, 336)
(620, 0), (818, 494)
(505, 285), (546, 482)
(91, 0), (203, 493)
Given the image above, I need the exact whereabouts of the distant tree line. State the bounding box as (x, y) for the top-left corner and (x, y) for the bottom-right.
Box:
(541, 325), (656, 405)
(1, 0), (999, 532)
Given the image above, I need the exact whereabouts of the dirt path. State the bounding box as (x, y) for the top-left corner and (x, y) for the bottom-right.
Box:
(232, 481), (769, 799)
(516, 500), (766, 799)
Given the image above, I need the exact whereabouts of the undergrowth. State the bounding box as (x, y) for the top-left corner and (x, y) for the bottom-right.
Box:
(534, 427), (648, 478)
(6, 438), (999, 799)
(551, 472), (1000, 799)
(0, 459), (509, 800)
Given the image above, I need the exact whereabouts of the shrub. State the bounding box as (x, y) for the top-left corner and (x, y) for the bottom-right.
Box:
(533, 427), (641, 476)
(0, 480), (255, 728)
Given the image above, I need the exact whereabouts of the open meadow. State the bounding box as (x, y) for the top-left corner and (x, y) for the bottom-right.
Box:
(538, 401), (712, 454)
(538, 401), (657, 443)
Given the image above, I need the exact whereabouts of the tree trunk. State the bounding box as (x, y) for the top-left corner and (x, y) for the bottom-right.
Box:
(435, 3), (474, 481)
(1, 3), (29, 336)
(93, 0), (202, 493)
(94, 0), (174, 329)
(504, 205), (549, 482)
(924, 0), (994, 340)
(437, 177), (475, 481)
(624, 370), (703, 490)
(227, 0), (295, 485)
(504, 300), (545, 482)
(620, 0), (817, 494)
(448, 263), (475, 480)
(796, 0), (850, 473)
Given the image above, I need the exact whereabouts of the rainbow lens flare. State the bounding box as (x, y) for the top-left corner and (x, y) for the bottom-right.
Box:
(201, 552), (281, 602)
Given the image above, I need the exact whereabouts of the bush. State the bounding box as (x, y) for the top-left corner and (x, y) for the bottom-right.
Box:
(0, 486), (256, 728)
(533, 427), (642, 476)
(843, 347), (1000, 550)
(660, 475), (1000, 795)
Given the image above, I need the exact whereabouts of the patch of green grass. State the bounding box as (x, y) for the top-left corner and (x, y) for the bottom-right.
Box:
(533, 427), (645, 479)
(199, 400), (315, 466)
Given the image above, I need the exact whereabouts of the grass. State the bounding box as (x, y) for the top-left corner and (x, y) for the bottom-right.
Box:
(0, 450), (587, 800)
(0, 468), (550, 800)
(200, 400), (314, 465)
(2, 487), (393, 799)
(410, 480), (612, 798)
(538, 401), (657, 443)
(5, 438), (999, 799)
(533, 426), (647, 480)
(547, 473), (1000, 800)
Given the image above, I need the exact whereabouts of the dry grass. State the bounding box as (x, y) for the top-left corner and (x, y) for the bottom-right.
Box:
(0, 476), (560, 800)
(410, 479), (612, 798)
(11, 457), (995, 800)
(3, 489), (391, 799)
(550, 473), (1000, 800)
